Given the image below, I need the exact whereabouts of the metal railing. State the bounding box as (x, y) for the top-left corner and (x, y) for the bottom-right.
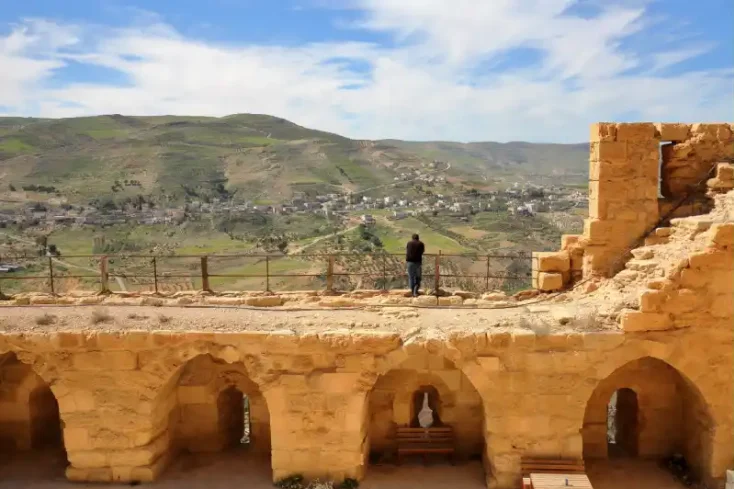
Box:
(0, 251), (535, 296)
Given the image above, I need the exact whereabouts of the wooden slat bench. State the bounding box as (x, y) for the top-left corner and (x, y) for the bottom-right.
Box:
(521, 457), (586, 475)
(521, 457), (588, 489)
(396, 426), (455, 465)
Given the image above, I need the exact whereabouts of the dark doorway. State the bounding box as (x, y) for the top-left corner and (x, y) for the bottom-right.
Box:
(217, 386), (249, 448)
(29, 385), (63, 449)
(607, 388), (639, 458)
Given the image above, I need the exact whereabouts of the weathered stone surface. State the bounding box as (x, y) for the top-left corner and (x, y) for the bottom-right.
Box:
(537, 272), (564, 291)
(620, 310), (672, 332)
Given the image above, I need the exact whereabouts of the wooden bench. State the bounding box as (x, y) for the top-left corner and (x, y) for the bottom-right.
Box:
(396, 426), (455, 464)
(521, 457), (587, 489)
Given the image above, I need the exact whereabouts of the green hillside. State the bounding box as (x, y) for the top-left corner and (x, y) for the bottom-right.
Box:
(0, 114), (588, 204)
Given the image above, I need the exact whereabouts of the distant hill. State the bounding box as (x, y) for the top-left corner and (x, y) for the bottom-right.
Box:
(0, 114), (588, 205)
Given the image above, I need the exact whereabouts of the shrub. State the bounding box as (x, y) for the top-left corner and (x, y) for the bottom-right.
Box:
(90, 308), (113, 324)
(35, 313), (57, 326)
(275, 475), (304, 489)
(157, 314), (171, 324)
(127, 313), (149, 320)
(338, 479), (359, 489)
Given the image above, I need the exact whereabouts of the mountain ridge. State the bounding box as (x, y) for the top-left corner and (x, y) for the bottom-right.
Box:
(0, 113), (589, 205)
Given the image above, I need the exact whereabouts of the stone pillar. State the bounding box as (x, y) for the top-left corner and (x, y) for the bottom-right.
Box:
(266, 373), (368, 483)
(584, 123), (660, 277)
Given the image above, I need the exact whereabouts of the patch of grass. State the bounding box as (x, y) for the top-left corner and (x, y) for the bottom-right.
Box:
(127, 313), (149, 320)
(35, 313), (57, 325)
(157, 313), (171, 324)
(90, 307), (113, 324)
(0, 138), (35, 153)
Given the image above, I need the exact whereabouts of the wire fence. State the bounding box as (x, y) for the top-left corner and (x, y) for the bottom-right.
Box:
(0, 251), (536, 296)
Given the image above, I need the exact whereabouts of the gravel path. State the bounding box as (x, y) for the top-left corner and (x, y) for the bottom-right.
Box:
(0, 303), (587, 336)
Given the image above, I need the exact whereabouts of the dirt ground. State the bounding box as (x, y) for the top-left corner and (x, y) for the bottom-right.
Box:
(0, 451), (689, 489)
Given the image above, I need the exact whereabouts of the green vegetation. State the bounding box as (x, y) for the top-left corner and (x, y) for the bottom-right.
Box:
(0, 113), (588, 205)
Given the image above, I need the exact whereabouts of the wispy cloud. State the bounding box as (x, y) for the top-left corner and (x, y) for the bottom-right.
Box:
(0, 1), (731, 142)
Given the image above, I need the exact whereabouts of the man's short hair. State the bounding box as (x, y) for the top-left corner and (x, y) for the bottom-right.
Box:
(412, 234), (419, 240)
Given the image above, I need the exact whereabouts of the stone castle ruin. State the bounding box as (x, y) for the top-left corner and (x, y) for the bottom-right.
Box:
(0, 122), (732, 489)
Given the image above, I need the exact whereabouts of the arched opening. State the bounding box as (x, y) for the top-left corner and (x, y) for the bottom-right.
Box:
(364, 353), (486, 488)
(153, 354), (271, 484)
(0, 352), (67, 481)
(583, 357), (715, 488)
(607, 388), (638, 458)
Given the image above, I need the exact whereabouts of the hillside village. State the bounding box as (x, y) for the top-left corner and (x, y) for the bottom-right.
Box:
(0, 180), (587, 231)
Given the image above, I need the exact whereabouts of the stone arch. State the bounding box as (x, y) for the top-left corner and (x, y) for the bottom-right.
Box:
(365, 348), (486, 468)
(582, 356), (715, 484)
(0, 351), (67, 477)
(145, 348), (272, 480)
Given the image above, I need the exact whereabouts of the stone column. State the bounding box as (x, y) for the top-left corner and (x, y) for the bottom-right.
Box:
(583, 123), (660, 277)
(266, 373), (368, 483)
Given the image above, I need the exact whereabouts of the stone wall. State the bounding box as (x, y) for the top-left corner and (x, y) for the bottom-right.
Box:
(0, 322), (731, 489)
(533, 122), (733, 288)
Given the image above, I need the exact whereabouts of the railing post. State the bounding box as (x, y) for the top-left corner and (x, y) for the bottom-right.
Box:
(434, 251), (441, 301)
(48, 255), (55, 295)
(485, 255), (491, 292)
(99, 256), (110, 294)
(0, 253), (5, 299)
(265, 255), (271, 292)
(201, 256), (210, 292)
(382, 254), (387, 290)
(326, 254), (334, 292)
(152, 257), (159, 295)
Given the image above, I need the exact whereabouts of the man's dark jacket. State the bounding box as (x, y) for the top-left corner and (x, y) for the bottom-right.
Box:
(406, 239), (425, 264)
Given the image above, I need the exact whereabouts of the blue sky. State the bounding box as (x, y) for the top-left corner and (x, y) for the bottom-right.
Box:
(0, 0), (731, 142)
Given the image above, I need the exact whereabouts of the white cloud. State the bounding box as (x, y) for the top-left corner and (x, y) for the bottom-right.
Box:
(0, 2), (731, 142)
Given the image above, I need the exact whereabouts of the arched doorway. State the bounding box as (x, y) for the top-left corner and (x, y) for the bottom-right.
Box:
(583, 357), (714, 486)
(0, 352), (67, 481)
(364, 352), (486, 487)
(154, 354), (271, 483)
(607, 388), (638, 458)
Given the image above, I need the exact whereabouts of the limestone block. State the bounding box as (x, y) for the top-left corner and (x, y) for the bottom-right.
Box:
(710, 223), (734, 248)
(561, 234), (580, 250)
(655, 123), (691, 141)
(72, 351), (138, 371)
(413, 295), (436, 306)
(615, 122), (657, 141)
(537, 272), (564, 292)
(689, 250), (733, 270)
(709, 270), (734, 294)
(590, 123), (617, 142)
(177, 385), (213, 404)
(662, 289), (703, 315)
(67, 450), (109, 469)
(711, 295), (734, 319)
(64, 428), (92, 451)
(692, 123), (733, 141)
(106, 435), (168, 466)
(678, 268), (709, 290)
(590, 141), (627, 163)
(640, 290), (666, 312)
(477, 356), (500, 372)
(621, 310), (672, 332)
(533, 251), (571, 273)
(66, 466), (113, 482)
(245, 296), (284, 307)
(438, 296), (463, 306)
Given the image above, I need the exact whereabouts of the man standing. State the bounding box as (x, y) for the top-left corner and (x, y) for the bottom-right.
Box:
(406, 233), (425, 297)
